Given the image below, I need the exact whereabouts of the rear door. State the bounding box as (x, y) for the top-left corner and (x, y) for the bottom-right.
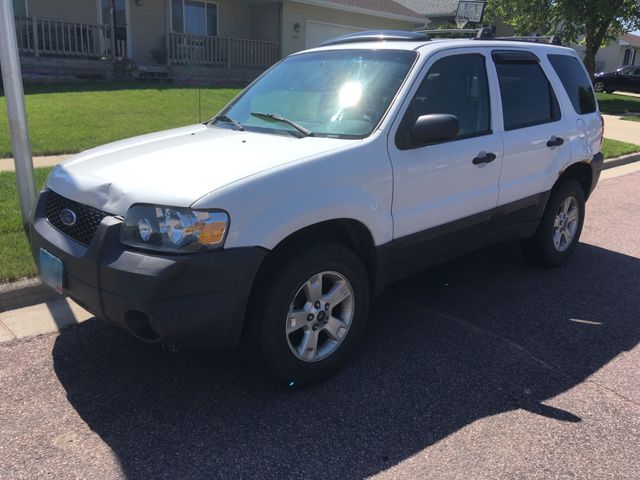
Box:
(491, 50), (572, 206)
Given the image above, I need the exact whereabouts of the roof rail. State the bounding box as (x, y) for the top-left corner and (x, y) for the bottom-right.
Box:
(319, 27), (563, 47)
(416, 26), (563, 45)
(416, 26), (495, 39)
(489, 35), (563, 46)
(320, 30), (431, 46)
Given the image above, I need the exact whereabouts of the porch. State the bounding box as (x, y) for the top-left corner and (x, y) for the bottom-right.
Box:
(13, 0), (281, 83)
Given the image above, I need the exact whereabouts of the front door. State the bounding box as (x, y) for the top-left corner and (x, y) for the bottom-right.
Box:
(101, 0), (128, 58)
(388, 49), (503, 241)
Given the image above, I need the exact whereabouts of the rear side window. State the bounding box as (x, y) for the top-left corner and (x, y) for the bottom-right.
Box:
(548, 54), (597, 114)
(495, 59), (560, 131)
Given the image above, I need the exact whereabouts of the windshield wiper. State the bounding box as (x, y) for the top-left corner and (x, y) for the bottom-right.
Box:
(212, 114), (244, 131)
(250, 112), (312, 137)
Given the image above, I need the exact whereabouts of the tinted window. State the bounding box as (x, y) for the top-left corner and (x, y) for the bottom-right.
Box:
(397, 54), (491, 148)
(495, 61), (560, 130)
(548, 54), (596, 115)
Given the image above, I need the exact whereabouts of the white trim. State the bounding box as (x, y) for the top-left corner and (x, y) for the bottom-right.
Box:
(290, 0), (424, 24)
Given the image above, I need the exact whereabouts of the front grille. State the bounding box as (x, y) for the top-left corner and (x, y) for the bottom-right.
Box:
(45, 190), (110, 246)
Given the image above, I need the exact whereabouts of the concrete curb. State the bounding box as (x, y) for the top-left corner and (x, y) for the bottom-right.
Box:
(0, 277), (58, 313)
(0, 151), (639, 314)
(603, 152), (640, 170)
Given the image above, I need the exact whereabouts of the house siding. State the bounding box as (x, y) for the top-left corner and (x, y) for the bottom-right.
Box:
(27, 0), (98, 24)
(129, 0), (166, 63)
(281, 1), (420, 56)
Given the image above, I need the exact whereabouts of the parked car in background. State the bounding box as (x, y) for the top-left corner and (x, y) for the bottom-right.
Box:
(593, 65), (640, 93)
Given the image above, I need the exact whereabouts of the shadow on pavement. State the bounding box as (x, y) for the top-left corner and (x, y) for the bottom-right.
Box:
(52, 241), (640, 479)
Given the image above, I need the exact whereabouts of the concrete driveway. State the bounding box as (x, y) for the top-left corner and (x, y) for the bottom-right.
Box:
(1, 168), (639, 479)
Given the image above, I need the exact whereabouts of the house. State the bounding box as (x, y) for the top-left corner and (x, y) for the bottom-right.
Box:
(573, 33), (640, 73)
(11, 0), (424, 83)
(394, 0), (513, 35)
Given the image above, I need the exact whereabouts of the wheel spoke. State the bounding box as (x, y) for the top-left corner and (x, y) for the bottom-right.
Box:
(323, 280), (351, 307)
(298, 330), (319, 360)
(323, 316), (347, 341)
(567, 207), (579, 223)
(563, 228), (573, 245)
(553, 230), (562, 249)
(287, 310), (308, 334)
(562, 197), (572, 215)
(303, 274), (323, 303)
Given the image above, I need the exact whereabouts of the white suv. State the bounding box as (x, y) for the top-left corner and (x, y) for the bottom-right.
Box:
(31, 29), (604, 385)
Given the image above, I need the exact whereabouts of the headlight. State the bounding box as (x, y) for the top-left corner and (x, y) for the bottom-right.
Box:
(121, 205), (229, 253)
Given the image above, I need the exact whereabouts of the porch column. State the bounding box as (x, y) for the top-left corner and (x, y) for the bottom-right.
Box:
(164, 0), (171, 65)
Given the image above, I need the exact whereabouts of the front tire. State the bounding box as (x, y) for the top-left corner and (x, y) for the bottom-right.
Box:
(523, 180), (585, 267)
(242, 244), (370, 386)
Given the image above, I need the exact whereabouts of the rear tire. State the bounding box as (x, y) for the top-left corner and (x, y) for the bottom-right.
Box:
(523, 180), (585, 267)
(242, 244), (370, 386)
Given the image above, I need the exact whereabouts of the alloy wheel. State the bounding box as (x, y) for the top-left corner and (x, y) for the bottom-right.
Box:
(553, 196), (579, 252)
(285, 271), (355, 362)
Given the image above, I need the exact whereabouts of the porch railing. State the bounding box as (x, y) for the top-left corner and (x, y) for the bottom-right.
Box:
(169, 32), (280, 69)
(14, 16), (111, 59)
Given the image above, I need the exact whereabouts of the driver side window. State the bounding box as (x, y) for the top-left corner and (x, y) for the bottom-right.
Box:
(396, 53), (491, 150)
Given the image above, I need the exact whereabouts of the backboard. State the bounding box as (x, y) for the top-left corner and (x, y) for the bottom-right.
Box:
(455, 1), (485, 24)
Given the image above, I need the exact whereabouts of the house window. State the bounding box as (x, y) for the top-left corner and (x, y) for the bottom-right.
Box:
(622, 48), (635, 66)
(172, 0), (218, 36)
(12, 0), (27, 17)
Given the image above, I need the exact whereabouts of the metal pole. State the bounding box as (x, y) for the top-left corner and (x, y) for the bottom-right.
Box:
(0, 0), (36, 230)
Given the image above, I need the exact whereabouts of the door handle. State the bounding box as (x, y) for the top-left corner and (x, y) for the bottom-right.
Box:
(472, 152), (497, 165)
(546, 136), (565, 147)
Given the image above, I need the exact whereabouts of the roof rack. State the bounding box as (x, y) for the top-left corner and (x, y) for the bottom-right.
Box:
(319, 27), (563, 47)
(490, 35), (563, 46)
(320, 30), (431, 46)
(419, 26), (562, 45)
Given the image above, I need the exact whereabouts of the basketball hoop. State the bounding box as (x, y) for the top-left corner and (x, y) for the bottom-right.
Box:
(455, 17), (468, 29)
(456, 0), (485, 27)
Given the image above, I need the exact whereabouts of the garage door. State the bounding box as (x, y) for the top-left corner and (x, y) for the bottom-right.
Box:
(306, 21), (365, 48)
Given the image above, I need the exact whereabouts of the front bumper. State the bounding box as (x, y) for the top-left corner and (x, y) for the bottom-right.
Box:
(30, 190), (267, 348)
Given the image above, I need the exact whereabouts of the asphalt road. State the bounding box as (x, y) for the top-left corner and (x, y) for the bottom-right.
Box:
(1, 170), (639, 480)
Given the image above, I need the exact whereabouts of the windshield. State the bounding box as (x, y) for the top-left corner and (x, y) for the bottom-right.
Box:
(217, 49), (417, 139)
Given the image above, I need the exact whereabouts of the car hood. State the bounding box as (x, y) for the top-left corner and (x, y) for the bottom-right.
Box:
(47, 124), (349, 215)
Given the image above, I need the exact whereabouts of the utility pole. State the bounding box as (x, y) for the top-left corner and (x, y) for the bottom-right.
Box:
(0, 0), (36, 230)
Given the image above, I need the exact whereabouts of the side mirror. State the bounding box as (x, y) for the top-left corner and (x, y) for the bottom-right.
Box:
(411, 114), (459, 146)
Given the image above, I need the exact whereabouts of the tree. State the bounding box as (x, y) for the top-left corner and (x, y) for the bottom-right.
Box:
(484, 0), (640, 76)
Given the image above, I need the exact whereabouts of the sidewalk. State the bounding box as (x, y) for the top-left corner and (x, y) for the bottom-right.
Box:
(0, 154), (71, 172)
(602, 114), (640, 145)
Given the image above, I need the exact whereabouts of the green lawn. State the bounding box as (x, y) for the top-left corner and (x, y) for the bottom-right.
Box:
(619, 115), (640, 122)
(596, 92), (640, 115)
(601, 138), (640, 159)
(0, 167), (51, 283)
(0, 83), (241, 158)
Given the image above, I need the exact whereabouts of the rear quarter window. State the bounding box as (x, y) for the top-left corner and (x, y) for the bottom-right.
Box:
(548, 54), (597, 115)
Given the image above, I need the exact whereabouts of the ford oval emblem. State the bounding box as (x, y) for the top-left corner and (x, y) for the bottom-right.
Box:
(60, 208), (77, 227)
